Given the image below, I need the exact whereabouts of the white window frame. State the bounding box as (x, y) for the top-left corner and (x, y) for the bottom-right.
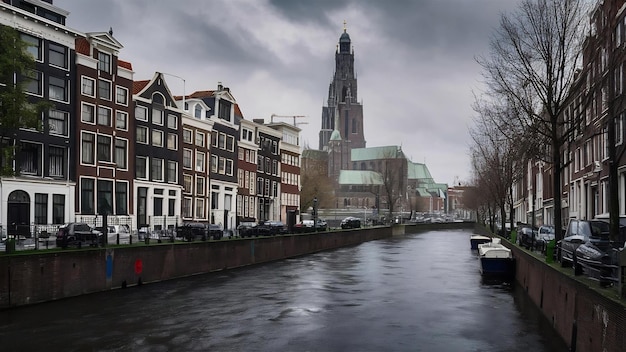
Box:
(116, 111), (128, 131)
(135, 105), (148, 121)
(116, 86), (129, 106)
(98, 78), (112, 101)
(81, 76), (95, 97)
(137, 126), (149, 144)
(152, 130), (164, 147)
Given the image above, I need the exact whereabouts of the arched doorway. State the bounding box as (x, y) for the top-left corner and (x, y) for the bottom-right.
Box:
(7, 190), (31, 237)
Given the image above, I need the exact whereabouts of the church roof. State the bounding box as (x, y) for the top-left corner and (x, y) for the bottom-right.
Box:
(330, 129), (342, 141)
(351, 146), (405, 161)
(340, 31), (351, 43)
(408, 162), (433, 180)
(338, 170), (384, 185)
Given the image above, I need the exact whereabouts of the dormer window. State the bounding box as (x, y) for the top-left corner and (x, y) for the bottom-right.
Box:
(98, 52), (111, 74)
(218, 100), (231, 121)
(194, 104), (202, 118)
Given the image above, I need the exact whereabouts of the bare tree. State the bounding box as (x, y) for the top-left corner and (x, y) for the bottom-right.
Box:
(379, 150), (407, 221)
(476, 0), (590, 240)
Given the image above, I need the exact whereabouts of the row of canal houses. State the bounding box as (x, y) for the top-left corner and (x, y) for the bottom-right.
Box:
(511, 0), (626, 230)
(0, 0), (301, 237)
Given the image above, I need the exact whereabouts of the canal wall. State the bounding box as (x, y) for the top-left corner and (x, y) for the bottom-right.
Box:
(0, 226), (391, 309)
(471, 222), (626, 352)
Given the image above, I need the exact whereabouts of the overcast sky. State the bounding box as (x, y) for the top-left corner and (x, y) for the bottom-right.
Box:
(56, 0), (519, 186)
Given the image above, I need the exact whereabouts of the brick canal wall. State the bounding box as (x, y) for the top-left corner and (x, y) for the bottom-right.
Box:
(0, 227), (391, 309)
(476, 223), (626, 352)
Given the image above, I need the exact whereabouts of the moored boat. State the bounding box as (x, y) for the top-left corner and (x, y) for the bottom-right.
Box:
(470, 234), (492, 250)
(478, 238), (514, 278)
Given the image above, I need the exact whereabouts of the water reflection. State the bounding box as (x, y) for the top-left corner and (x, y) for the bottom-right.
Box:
(0, 229), (567, 351)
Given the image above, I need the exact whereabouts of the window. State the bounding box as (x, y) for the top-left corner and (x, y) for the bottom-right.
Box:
(81, 133), (95, 164)
(35, 193), (48, 225)
(165, 133), (177, 150)
(196, 199), (205, 219)
(265, 179), (270, 196)
(226, 135), (234, 151)
(81, 178), (95, 214)
(211, 191), (219, 209)
(116, 86), (128, 105)
(97, 135), (112, 162)
(24, 70), (42, 95)
(136, 156), (147, 179)
(182, 198), (192, 218)
(116, 111), (128, 130)
(48, 110), (68, 136)
(48, 146), (64, 177)
(272, 141), (277, 155)
(115, 182), (128, 215)
(218, 99), (231, 121)
(53, 194), (65, 224)
(98, 79), (111, 100)
(257, 177), (263, 195)
(211, 155), (218, 173)
(21, 34), (41, 60)
(151, 158), (164, 181)
(97, 106), (112, 126)
(98, 52), (111, 73)
(169, 198), (176, 216)
(81, 77), (95, 96)
(218, 157), (225, 174)
(97, 180), (113, 215)
(226, 159), (233, 176)
(183, 129), (193, 144)
(238, 148), (244, 160)
(196, 176), (205, 196)
(196, 151), (206, 172)
(48, 42), (67, 68)
(218, 133), (226, 149)
(194, 104), (202, 118)
(136, 126), (148, 144)
(135, 106), (148, 121)
(196, 131), (205, 147)
(167, 161), (177, 183)
(153, 196), (163, 217)
(115, 138), (127, 169)
(183, 149), (192, 169)
(152, 130), (163, 147)
(272, 181), (278, 197)
(82, 103), (95, 123)
(183, 174), (193, 193)
(168, 114), (177, 129)
(257, 155), (263, 172)
(152, 108), (163, 125)
(272, 160), (278, 175)
(211, 131), (218, 147)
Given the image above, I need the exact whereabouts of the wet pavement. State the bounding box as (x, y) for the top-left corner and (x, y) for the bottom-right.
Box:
(0, 229), (567, 351)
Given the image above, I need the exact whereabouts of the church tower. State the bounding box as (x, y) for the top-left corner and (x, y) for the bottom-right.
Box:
(319, 23), (366, 153)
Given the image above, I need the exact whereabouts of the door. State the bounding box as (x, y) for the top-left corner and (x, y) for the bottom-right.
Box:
(7, 190), (30, 237)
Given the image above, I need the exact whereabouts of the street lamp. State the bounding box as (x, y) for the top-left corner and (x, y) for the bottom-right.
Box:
(313, 197), (318, 231)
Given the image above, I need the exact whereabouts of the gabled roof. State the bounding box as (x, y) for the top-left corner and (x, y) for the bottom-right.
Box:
(338, 170), (384, 185)
(85, 31), (124, 51)
(351, 145), (406, 161)
(133, 80), (150, 95)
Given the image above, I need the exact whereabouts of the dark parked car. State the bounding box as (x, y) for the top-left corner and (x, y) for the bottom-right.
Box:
(177, 223), (223, 241)
(56, 223), (102, 248)
(256, 221), (287, 236)
(340, 217), (361, 229)
(237, 222), (258, 237)
(517, 225), (538, 249)
(558, 218), (607, 268)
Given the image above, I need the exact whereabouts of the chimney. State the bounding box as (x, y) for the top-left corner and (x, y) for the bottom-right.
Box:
(253, 119), (265, 124)
(217, 82), (223, 91)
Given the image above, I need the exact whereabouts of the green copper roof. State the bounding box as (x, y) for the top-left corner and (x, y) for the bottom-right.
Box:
(408, 162), (433, 180)
(338, 170), (384, 185)
(351, 146), (405, 161)
(330, 129), (342, 141)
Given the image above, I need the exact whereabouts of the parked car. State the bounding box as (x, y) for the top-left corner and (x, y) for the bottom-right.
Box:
(105, 224), (132, 244)
(177, 222), (205, 241)
(340, 217), (361, 229)
(535, 225), (555, 252)
(237, 222), (258, 237)
(517, 225), (538, 249)
(56, 223), (102, 248)
(207, 224), (224, 240)
(294, 219), (328, 233)
(558, 219), (601, 268)
(256, 221), (287, 236)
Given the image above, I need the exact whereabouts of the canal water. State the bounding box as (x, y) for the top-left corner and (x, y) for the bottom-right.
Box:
(0, 229), (567, 351)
